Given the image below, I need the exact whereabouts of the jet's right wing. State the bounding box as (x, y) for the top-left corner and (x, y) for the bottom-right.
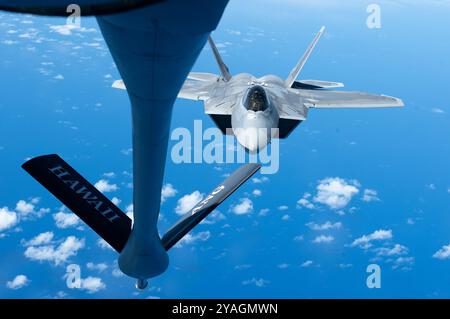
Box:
(298, 90), (404, 109)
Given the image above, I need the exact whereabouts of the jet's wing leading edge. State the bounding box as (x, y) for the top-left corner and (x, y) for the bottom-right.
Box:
(114, 77), (217, 102)
(208, 36), (232, 81)
(178, 79), (216, 101)
(299, 90), (404, 108)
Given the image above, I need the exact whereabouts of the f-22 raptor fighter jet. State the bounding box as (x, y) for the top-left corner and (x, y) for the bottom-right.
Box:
(178, 26), (404, 152)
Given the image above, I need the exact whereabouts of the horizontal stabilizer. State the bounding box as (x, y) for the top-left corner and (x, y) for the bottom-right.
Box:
(22, 154), (132, 252)
(162, 163), (261, 250)
(292, 80), (344, 90)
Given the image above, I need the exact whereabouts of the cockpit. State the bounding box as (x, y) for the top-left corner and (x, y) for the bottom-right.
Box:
(243, 85), (269, 112)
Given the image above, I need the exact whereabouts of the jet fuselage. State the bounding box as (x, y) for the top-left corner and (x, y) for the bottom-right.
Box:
(205, 73), (305, 152)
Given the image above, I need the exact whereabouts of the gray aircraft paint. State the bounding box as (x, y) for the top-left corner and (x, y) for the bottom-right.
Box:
(175, 27), (404, 152)
(115, 27), (403, 152)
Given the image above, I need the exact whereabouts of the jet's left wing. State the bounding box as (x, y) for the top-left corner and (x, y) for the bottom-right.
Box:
(178, 79), (217, 101)
(113, 77), (217, 101)
(298, 90), (404, 109)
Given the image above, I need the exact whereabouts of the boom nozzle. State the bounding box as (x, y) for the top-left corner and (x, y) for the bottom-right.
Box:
(135, 278), (149, 291)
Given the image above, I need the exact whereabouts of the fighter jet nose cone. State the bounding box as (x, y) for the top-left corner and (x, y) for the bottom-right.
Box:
(245, 144), (259, 154)
(235, 127), (271, 153)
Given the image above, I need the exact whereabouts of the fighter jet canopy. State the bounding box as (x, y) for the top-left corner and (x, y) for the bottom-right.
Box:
(244, 85), (269, 112)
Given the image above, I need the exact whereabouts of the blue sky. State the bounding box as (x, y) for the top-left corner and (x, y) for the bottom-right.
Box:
(1, 0), (450, 298)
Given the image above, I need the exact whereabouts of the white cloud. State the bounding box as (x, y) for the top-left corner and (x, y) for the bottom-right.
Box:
(79, 276), (106, 294)
(14, 199), (49, 219)
(433, 244), (450, 260)
(306, 221), (342, 231)
(49, 24), (97, 36)
(15, 200), (34, 215)
(294, 235), (304, 241)
(53, 74), (64, 80)
(86, 262), (108, 273)
(312, 235), (334, 244)
(277, 263), (290, 269)
(23, 231), (54, 246)
(201, 210), (226, 225)
(97, 238), (114, 251)
(362, 189), (380, 202)
(53, 212), (80, 229)
(278, 205), (289, 211)
(175, 191), (203, 215)
(226, 29), (242, 36)
(49, 24), (76, 35)
(175, 231), (210, 248)
(111, 197), (121, 206)
(252, 189), (262, 197)
(234, 264), (252, 270)
(24, 236), (85, 265)
(2, 40), (18, 45)
(0, 207), (18, 232)
(252, 177), (269, 184)
(6, 275), (30, 290)
(112, 266), (124, 278)
(392, 257), (415, 270)
(231, 198), (253, 215)
(103, 172), (115, 178)
(161, 183), (177, 203)
(125, 204), (134, 226)
(297, 193), (315, 209)
(314, 178), (360, 210)
(375, 244), (408, 256)
(94, 179), (118, 193)
(242, 278), (269, 287)
(351, 229), (393, 248)
(301, 260), (314, 268)
(431, 107), (445, 114)
(121, 148), (132, 156)
(281, 214), (290, 221)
